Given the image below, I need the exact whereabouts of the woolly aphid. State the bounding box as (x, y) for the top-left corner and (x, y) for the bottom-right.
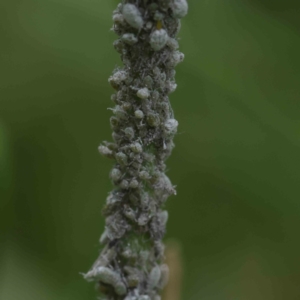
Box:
(84, 0), (188, 299)
(171, 0), (189, 19)
(122, 4), (144, 30)
(150, 29), (169, 51)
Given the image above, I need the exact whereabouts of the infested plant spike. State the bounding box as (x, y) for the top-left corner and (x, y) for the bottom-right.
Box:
(84, 0), (188, 299)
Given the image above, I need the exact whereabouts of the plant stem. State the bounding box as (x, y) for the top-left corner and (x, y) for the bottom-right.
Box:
(84, 1), (188, 299)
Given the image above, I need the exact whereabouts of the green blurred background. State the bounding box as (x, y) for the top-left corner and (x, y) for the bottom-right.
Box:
(1, 0), (300, 299)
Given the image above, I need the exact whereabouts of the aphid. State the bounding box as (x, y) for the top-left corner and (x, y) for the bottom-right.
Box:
(111, 93), (117, 103)
(164, 118), (178, 135)
(92, 247), (116, 268)
(130, 142), (143, 153)
(153, 66), (161, 77)
(113, 3), (123, 14)
(154, 173), (176, 202)
(124, 266), (141, 287)
(121, 247), (137, 261)
(140, 192), (150, 210)
(124, 127), (135, 139)
(159, 0), (170, 10)
(150, 170), (161, 182)
(160, 71), (167, 82)
(137, 88), (150, 99)
(148, 3), (158, 11)
(152, 90), (160, 101)
(96, 294), (109, 300)
(123, 205), (136, 221)
(110, 168), (122, 182)
(143, 75), (154, 89)
(112, 13), (125, 25)
(134, 163), (143, 172)
(138, 126), (147, 138)
(129, 179), (139, 189)
(129, 151), (136, 159)
(102, 202), (117, 217)
(166, 81), (177, 94)
(122, 56), (131, 66)
(122, 102), (132, 111)
(111, 105), (127, 120)
(157, 210), (169, 227)
(158, 102), (170, 116)
(170, 69), (176, 78)
(106, 193), (121, 205)
(147, 265), (161, 291)
(163, 140), (176, 156)
(134, 109), (144, 119)
(124, 295), (138, 300)
(110, 116), (119, 129)
(126, 275), (140, 287)
(138, 212), (150, 226)
(154, 11), (165, 21)
(120, 179), (129, 189)
(106, 213), (128, 239)
(103, 141), (118, 151)
(138, 250), (150, 264)
(158, 264), (169, 289)
(154, 240), (165, 258)
(170, 0), (188, 19)
(122, 4), (144, 30)
(143, 153), (155, 163)
(108, 70), (128, 89)
(147, 113), (160, 127)
(138, 296), (150, 300)
(167, 37), (179, 50)
(112, 132), (122, 143)
(139, 170), (150, 180)
(98, 145), (114, 158)
(129, 192), (139, 205)
(84, 267), (127, 296)
(115, 152), (128, 166)
(145, 21), (153, 31)
(167, 51), (184, 67)
(113, 39), (125, 54)
(122, 33), (138, 45)
(116, 90), (123, 100)
(99, 229), (109, 244)
(150, 212), (167, 240)
(149, 29), (169, 51)
(132, 77), (142, 87)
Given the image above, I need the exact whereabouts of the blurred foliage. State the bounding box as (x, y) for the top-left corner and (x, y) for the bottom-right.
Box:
(0, 122), (11, 193)
(1, 0), (300, 299)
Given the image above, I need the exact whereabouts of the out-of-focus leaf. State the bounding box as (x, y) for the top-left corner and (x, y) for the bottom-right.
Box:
(0, 122), (12, 205)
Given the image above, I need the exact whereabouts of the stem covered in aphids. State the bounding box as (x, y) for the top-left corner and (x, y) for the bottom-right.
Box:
(84, 1), (188, 299)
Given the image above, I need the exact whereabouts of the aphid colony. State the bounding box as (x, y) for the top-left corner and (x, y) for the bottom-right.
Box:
(84, 0), (188, 299)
